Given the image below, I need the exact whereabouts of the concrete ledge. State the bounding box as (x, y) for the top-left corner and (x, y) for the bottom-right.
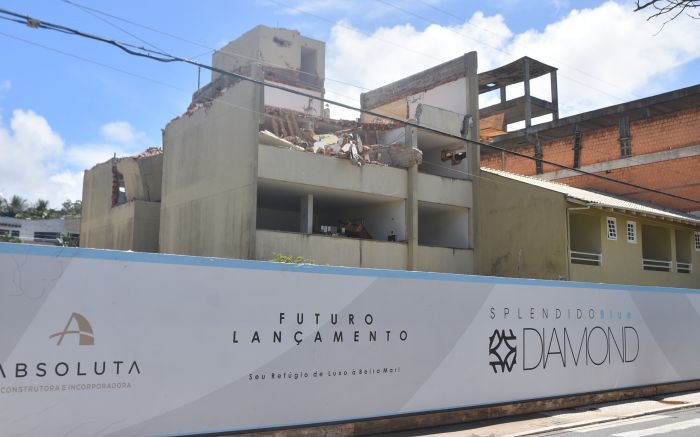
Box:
(217, 380), (700, 437)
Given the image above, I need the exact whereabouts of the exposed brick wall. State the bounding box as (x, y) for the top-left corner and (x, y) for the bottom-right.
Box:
(555, 156), (700, 212)
(480, 107), (700, 212)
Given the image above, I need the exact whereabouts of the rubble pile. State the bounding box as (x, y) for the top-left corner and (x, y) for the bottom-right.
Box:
(262, 108), (422, 169)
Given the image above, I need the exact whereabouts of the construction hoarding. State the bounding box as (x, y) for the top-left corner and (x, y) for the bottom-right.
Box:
(0, 243), (698, 436)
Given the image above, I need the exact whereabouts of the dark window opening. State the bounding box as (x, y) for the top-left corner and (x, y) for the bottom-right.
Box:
(34, 232), (60, 242)
(300, 47), (318, 84)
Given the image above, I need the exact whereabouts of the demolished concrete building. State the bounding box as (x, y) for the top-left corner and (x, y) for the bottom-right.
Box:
(81, 25), (480, 274)
(80, 148), (162, 252)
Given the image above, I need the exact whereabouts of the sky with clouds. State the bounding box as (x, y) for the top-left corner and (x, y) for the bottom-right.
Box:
(0, 0), (699, 207)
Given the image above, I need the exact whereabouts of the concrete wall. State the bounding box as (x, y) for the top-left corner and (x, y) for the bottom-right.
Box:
(255, 229), (407, 270)
(416, 173), (472, 208)
(258, 146), (408, 199)
(569, 209), (700, 289)
(366, 78), (468, 123)
(114, 155), (162, 203)
(415, 245), (473, 274)
(79, 200), (159, 252)
(80, 154), (162, 252)
(477, 171), (569, 280)
(160, 78), (261, 259)
(212, 25), (325, 83)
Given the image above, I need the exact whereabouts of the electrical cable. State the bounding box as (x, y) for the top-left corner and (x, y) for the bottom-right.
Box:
(1, 7), (699, 208)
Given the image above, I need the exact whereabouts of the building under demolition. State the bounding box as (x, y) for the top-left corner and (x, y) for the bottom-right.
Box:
(80, 25), (700, 287)
(81, 25), (480, 274)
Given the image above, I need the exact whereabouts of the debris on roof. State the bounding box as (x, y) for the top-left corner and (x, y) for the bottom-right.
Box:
(135, 147), (163, 158)
(261, 107), (422, 168)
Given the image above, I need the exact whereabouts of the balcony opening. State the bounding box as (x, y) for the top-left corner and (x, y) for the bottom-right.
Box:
(257, 179), (406, 242)
(641, 225), (672, 272)
(315, 197), (405, 242)
(418, 201), (469, 249)
(416, 127), (470, 180)
(569, 213), (602, 265)
(676, 229), (693, 274)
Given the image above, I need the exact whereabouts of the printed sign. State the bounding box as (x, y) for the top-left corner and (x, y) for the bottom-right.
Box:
(1, 243), (699, 436)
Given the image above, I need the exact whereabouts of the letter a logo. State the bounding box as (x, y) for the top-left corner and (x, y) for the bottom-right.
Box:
(49, 313), (95, 346)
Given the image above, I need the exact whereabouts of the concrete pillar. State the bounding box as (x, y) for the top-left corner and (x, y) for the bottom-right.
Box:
(247, 62), (264, 260)
(464, 52), (479, 270)
(524, 57), (532, 129)
(670, 228), (677, 271)
(405, 125), (419, 271)
(550, 70), (559, 121)
(300, 194), (313, 234)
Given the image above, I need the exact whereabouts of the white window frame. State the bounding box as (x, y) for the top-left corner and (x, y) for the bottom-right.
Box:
(626, 221), (637, 244)
(695, 232), (700, 252)
(606, 217), (618, 241)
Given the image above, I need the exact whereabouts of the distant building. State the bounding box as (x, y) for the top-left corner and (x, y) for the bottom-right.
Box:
(481, 84), (700, 216)
(0, 216), (80, 245)
(479, 168), (700, 288)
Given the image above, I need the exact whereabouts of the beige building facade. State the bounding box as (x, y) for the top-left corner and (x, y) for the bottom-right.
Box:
(479, 168), (700, 288)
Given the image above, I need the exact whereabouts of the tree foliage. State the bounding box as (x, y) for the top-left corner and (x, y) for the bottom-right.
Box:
(0, 195), (81, 218)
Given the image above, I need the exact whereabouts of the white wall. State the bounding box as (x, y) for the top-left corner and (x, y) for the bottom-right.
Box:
(265, 83), (323, 115)
(407, 78), (467, 119)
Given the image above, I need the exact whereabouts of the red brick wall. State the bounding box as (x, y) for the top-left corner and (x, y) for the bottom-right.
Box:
(480, 107), (700, 212)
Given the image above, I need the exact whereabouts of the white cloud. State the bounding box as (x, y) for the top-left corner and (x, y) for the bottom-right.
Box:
(323, 1), (700, 119)
(100, 121), (138, 144)
(0, 111), (149, 208)
(0, 109), (72, 207)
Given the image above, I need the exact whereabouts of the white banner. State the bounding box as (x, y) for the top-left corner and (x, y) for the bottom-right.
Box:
(1, 243), (699, 436)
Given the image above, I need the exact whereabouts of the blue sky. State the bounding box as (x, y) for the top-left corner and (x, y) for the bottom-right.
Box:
(0, 0), (699, 206)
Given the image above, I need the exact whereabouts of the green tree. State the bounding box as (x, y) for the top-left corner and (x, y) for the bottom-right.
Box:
(30, 199), (50, 219)
(61, 199), (82, 217)
(7, 195), (27, 218)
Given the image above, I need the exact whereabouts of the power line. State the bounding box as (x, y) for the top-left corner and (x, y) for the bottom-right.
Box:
(411, 0), (642, 100)
(376, 0), (635, 104)
(61, 0), (371, 92)
(1, 8), (699, 208)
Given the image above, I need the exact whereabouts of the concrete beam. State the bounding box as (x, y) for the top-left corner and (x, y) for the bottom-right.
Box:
(361, 54), (475, 110)
(539, 144), (700, 181)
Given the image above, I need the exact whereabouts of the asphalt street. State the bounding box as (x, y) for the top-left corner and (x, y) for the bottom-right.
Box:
(535, 406), (700, 437)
